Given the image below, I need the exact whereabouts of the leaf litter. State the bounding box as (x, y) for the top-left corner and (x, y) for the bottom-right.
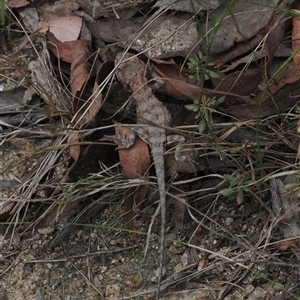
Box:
(1, 0), (300, 299)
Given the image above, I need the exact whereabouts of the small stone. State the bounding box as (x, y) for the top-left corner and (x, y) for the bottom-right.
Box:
(180, 252), (189, 267)
(248, 287), (267, 300)
(37, 227), (55, 235)
(169, 244), (185, 255)
(110, 239), (116, 246)
(225, 217), (234, 226)
(242, 284), (254, 297)
(151, 267), (166, 282)
(224, 291), (243, 300)
(124, 271), (143, 291)
(105, 284), (120, 300)
(82, 233), (89, 240)
(93, 275), (101, 288)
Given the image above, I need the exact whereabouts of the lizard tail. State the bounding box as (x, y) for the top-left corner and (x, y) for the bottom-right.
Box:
(152, 153), (167, 299)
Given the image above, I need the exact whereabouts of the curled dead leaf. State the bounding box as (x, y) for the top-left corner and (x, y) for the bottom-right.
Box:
(275, 240), (300, 252)
(39, 16), (82, 42)
(292, 4), (300, 65)
(104, 123), (151, 244)
(68, 132), (80, 162)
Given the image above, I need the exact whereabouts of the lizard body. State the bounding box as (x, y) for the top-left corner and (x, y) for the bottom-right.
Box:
(115, 52), (170, 297)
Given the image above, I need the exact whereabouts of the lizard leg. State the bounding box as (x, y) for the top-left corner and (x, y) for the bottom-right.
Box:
(167, 134), (186, 162)
(167, 135), (198, 172)
(133, 127), (149, 146)
(103, 127), (149, 150)
(102, 131), (135, 149)
(148, 65), (164, 91)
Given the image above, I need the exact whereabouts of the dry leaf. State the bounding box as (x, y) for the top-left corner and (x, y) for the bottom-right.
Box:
(47, 34), (74, 63)
(275, 240), (300, 252)
(292, 4), (300, 65)
(270, 177), (300, 260)
(153, 61), (244, 103)
(39, 16), (82, 42)
(0, 201), (15, 220)
(174, 196), (188, 231)
(19, 16), (82, 50)
(68, 132), (80, 162)
(108, 123), (151, 243)
(6, 0), (30, 8)
(70, 40), (91, 98)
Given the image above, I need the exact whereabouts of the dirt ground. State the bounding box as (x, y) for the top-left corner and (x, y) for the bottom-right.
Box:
(1, 139), (299, 300)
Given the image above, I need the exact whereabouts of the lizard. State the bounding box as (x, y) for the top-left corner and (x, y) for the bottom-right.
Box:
(114, 52), (172, 298)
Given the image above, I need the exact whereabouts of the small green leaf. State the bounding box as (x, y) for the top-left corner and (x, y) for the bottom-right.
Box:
(198, 118), (207, 132)
(188, 58), (195, 64)
(201, 95), (207, 102)
(208, 98), (217, 107)
(284, 182), (300, 190)
(185, 103), (199, 112)
(195, 113), (202, 119)
(223, 174), (236, 181)
(244, 179), (255, 186)
(220, 188), (234, 196)
(206, 69), (219, 79)
(215, 96), (226, 106)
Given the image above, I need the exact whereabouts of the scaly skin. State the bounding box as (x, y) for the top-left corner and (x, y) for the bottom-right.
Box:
(115, 52), (170, 298)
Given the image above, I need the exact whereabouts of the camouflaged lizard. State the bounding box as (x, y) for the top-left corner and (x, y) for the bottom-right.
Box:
(114, 52), (172, 298)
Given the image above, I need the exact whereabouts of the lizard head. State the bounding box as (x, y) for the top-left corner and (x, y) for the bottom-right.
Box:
(115, 53), (145, 89)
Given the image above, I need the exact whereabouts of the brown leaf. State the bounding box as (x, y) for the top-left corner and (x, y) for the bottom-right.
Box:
(68, 132), (80, 162)
(0, 201), (15, 220)
(47, 38), (92, 97)
(53, 39), (97, 160)
(112, 123), (151, 179)
(153, 61), (200, 101)
(70, 41), (102, 126)
(292, 1), (300, 65)
(215, 264), (224, 276)
(68, 59), (109, 162)
(112, 123), (151, 243)
(275, 240), (300, 252)
(219, 63), (300, 119)
(87, 17), (147, 44)
(6, 0), (30, 8)
(39, 16), (82, 42)
(203, 0), (277, 55)
(270, 177), (300, 260)
(70, 40), (91, 97)
(19, 16), (82, 50)
(197, 257), (208, 271)
(253, 62), (300, 103)
(73, 65), (104, 127)
(47, 34), (74, 63)
(174, 196), (188, 231)
(153, 60), (246, 103)
(215, 8), (286, 103)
